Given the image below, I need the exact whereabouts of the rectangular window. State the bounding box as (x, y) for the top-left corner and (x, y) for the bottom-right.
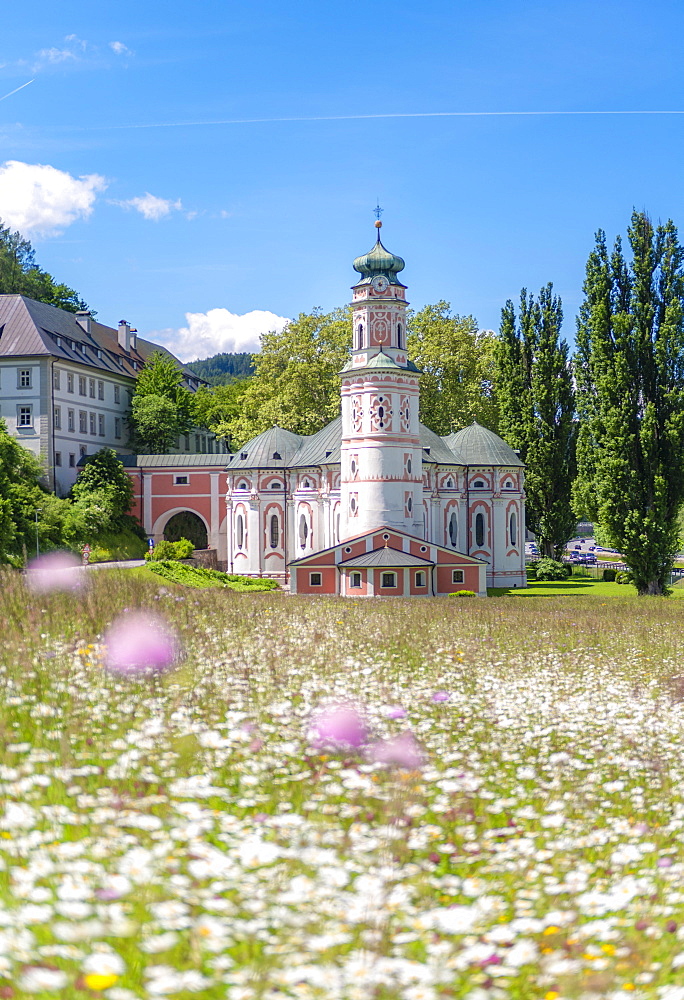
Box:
(89, 413), (96, 435)
(55, 451), (62, 467)
(67, 373), (74, 393)
(452, 569), (464, 584)
(415, 570), (426, 587)
(53, 369), (61, 390)
(98, 414), (105, 437)
(89, 378), (95, 398)
(114, 417), (121, 439)
(54, 405), (61, 430)
(18, 369), (31, 388)
(69, 453), (75, 468)
(350, 572), (362, 588)
(195, 435), (200, 452)
(79, 410), (87, 433)
(18, 405), (32, 427)
(68, 409), (75, 433)
(79, 376), (86, 396)
(174, 475), (189, 485)
(114, 384), (120, 404)
(184, 434), (190, 451)
(97, 380), (104, 400)
(309, 572), (322, 587)
(381, 572), (397, 588)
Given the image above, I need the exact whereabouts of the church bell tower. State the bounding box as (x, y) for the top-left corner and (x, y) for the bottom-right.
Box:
(339, 218), (424, 541)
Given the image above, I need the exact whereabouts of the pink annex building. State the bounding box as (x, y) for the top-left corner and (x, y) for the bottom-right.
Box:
(126, 224), (527, 596)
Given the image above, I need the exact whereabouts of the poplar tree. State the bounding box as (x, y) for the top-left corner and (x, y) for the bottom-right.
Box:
(496, 284), (576, 558)
(574, 211), (684, 595)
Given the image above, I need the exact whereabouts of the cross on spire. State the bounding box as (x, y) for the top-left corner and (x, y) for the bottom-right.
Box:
(373, 200), (383, 221)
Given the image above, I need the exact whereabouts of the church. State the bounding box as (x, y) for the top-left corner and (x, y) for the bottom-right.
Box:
(128, 222), (527, 596)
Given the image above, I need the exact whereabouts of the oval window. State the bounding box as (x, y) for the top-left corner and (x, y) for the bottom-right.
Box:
(509, 511), (517, 546)
(475, 512), (485, 548)
(449, 511), (458, 547)
(270, 513), (279, 548)
(236, 514), (244, 549)
(407, 496), (413, 513)
(407, 457), (412, 475)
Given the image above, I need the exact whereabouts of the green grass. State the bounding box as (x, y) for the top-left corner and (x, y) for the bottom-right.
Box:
(494, 574), (684, 598)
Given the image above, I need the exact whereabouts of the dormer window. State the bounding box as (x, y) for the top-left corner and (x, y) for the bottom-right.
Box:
(272, 451), (281, 460)
(240, 452), (248, 460)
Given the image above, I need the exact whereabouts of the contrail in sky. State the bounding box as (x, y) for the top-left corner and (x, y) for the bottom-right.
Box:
(92, 108), (684, 130)
(0, 79), (35, 103)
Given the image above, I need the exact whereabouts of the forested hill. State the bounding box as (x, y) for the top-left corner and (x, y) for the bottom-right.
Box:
(0, 218), (91, 313)
(186, 352), (254, 385)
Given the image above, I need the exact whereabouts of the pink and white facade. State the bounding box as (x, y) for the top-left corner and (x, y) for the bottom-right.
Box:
(125, 225), (527, 595)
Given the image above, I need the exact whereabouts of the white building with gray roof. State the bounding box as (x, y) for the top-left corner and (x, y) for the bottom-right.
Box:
(0, 294), (225, 496)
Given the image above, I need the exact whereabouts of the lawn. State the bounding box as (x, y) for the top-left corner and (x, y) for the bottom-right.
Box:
(490, 576), (648, 598)
(2, 566), (684, 998)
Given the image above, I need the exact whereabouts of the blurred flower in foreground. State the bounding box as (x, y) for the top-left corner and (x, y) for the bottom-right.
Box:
(432, 690), (450, 702)
(384, 705), (408, 719)
(103, 611), (180, 676)
(369, 731), (424, 769)
(26, 550), (83, 594)
(310, 703), (368, 748)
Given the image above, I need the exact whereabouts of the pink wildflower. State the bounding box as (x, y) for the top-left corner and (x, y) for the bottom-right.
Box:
(26, 551), (83, 593)
(384, 705), (407, 719)
(103, 611), (180, 676)
(369, 731), (424, 769)
(432, 690), (450, 702)
(311, 703), (368, 748)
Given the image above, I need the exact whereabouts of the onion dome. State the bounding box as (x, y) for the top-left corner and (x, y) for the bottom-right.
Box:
(352, 221), (406, 285)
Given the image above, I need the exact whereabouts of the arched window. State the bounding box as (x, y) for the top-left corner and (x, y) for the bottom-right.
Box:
(475, 512), (485, 548)
(336, 512), (340, 543)
(299, 513), (308, 548)
(397, 323), (402, 348)
(236, 514), (244, 549)
(357, 324), (363, 349)
(474, 479), (485, 488)
(509, 511), (517, 546)
(270, 514), (279, 548)
(449, 511), (458, 547)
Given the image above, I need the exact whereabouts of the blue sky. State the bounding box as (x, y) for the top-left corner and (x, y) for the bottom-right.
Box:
(2, 0), (684, 360)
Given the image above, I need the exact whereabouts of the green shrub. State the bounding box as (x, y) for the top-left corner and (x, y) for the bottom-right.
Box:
(535, 558), (571, 581)
(146, 537), (195, 562)
(145, 561), (279, 592)
(87, 528), (148, 563)
(616, 570), (634, 585)
(448, 590), (477, 597)
(602, 568), (617, 582)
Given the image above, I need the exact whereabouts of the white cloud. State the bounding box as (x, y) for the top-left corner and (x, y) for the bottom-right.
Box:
(151, 308), (291, 362)
(114, 192), (182, 221)
(110, 41), (133, 57)
(33, 35), (88, 70)
(0, 160), (107, 237)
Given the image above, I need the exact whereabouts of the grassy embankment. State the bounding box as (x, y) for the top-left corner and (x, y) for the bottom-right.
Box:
(2, 568), (684, 996)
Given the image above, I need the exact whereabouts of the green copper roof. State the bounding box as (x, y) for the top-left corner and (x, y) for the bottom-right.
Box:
(353, 236), (406, 286)
(340, 350), (421, 374)
(443, 422), (524, 467)
(292, 416), (342, 467)
(226, 426), (303, 470)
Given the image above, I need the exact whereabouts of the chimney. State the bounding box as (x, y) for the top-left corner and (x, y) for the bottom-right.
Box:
(75, 310), (91, 335)
(118, 320), (130, 352)
(130, 327), (138, 352)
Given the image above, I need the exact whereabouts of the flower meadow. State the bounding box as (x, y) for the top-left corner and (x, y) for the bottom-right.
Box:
(3, 570), (684, 998)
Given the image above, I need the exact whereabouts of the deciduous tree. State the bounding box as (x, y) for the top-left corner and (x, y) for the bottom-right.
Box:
(128, 352), (194, 453)
(223, 308), (352, 447)
(496, 284), (576, 558)
(407, 302), (498, 435)
(574, 211), (684, 595)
